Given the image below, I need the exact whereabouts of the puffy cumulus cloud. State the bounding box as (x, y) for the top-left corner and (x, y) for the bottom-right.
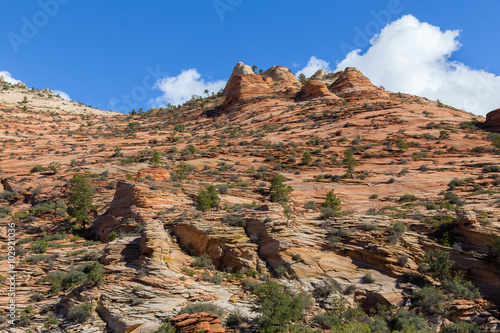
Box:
(53, 90), (71, 101)
(334, 15), (500, 116)
(151, 69), (226, 107)
(296, 56), (331, 78)
(0, 71), (20, 84)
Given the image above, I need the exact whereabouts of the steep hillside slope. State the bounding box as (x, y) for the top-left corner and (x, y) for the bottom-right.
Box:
(0, 65), (499, 332)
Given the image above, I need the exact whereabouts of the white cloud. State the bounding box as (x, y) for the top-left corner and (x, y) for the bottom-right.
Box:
(334, 15), (500, 116)
(0, 71), (20, 84)
(53, 90), (71, 101)
(296, 56), (331, 78)
(151, 69), (226, 107)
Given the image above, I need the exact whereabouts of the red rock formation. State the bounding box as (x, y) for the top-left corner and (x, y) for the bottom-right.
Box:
(136, 168), (170, 181)
(296, 79), (339, 101)
(170, 312), (225, 333)
(223, 73), (274, 107)
(222, 62), (301, 109)
(92, 180), (176, 242)
(329, 67), (389, 101)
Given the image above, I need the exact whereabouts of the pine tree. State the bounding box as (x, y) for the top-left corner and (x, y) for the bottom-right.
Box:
(150, 151), (163, 167)
(269, 173), (294, 203)
(67, 174), (95, 228)
(342, 150), (358, 178)
(196, 185), (220, 211)
(206, 185), (220, 208)
(196, 190), (212, 211)
(301, 151), (312, 165)
(323, 190), (341, 212)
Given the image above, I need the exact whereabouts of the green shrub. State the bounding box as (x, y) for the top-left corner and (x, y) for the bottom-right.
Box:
(41, 262), (105, 293)
(0, 205), (12, 218)
(411, 287), (445, 314)
(483, 165), (500, 173)
(363, 273), (375, 284)
(79, 262), (105, 287)
(442, 272), (481, 300)
(226, 309), (246, 328)
(441, 321), (482, 333)
(274, 266), (287, 278)
(304, 201), (317, 210)
(31, 165), (46, 173)
(42, 233), (67, 241)
(421, 249), (455, 281)
(367, 316), (389, 332)
(314, 279), (341, 297)
(192, 254), (214, 269)
(209, 273), (223, 285)
(18, 237), (33, 244)
(396, 139), (409, 150)
(401, 272), (430, 287)
(31, 240), (48, 254)
(29, 292), (45, 302)
(83, 240), (101, 246)
(152, 323), (175, 333)
(174, 124), (185, 133)
(242, 278), (262, 292)
(391, 309), (428, 332)
(179, 303), (223, 318)
(321, 207), (340, 219)
(108, 231), (118, 241)
(399, 194), (417, 203)
(222, 214), (245, 227)
(253, 282), (307, 333)
(44, 313), (59, 328)
(24, 255), (51, 265)
(66, 303), (92, 323)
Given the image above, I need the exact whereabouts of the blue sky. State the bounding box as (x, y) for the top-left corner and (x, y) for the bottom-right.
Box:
(0, 0), (499, 115)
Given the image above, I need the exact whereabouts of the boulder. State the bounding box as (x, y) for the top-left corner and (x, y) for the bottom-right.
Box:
(0, 75), (5, 83)
(456, 207), (477, 227)
(295, 79), (339, 101)
(170, 312), (225, 333)
(1, 178), (24, 193)
(355, 290), (404, 313)
(485, 109), (500, 126)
